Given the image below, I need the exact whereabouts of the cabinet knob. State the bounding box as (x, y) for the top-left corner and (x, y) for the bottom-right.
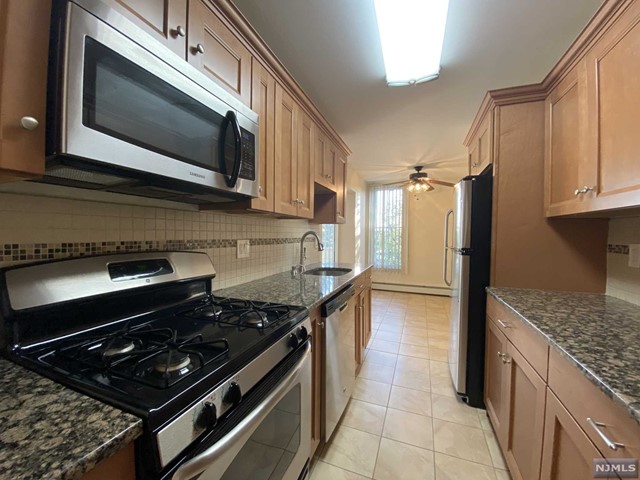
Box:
(194, 43), (205, 55)
(258, 185), (263, 193)
(20, 116), (39, 131)
(299, 199), (305, 206)
(317, 321), (325, 329)
(173, 25), (186, 37)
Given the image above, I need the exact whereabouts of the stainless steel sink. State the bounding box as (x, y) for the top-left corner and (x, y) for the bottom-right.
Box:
(304, 267), (352, 277)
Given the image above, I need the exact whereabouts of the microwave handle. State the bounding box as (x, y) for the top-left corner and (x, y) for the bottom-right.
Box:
(219, 110), (242, 188)
(172, 339), (311, 480)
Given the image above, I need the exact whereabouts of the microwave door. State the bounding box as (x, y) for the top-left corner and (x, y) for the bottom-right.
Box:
(57, 2), (241, 193)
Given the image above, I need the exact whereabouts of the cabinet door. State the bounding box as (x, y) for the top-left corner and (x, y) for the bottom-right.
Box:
(540, 389), (614, 480)
(103, 0), (187, 57)
(362, 286), (372, 350)
(544, 65), (590, 216)
(335, 155), (346, 224)
(250, 59), (275, 212)
(310, 309), (324, 456)
(502, 341), (546, 480)
(584, 1), (640, 212)
(187, 0), (252, 106)
(274, 84), (299, 216)
(296, 110), (315, 219)
(484, 320), (509, 443)
(324, 142), (338, 191)
(314, 129), (327, 186)
(0, 0), (49, 182)
(470, 113), (492, 175)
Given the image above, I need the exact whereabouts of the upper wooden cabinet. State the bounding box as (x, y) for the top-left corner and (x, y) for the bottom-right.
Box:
(544, 0), (640, 216)
(296, 110), (315, 219)
(187, 0), (252, 106)
(315, 132), (337, 191)
(544, 65), (591, 216)
(250, 59), (276, 212)
(467, 111), (493, 175)
(274, 84), (299, 217)
(102, 0), (187, 57)
(0, 0), (50, 182)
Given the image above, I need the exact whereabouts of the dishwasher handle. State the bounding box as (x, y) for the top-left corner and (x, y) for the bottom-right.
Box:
(321, 285), (355, 317)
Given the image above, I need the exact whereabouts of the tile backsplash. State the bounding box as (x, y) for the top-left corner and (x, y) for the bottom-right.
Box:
(607, 216), (640, 306)
(0, 192), (322, 289)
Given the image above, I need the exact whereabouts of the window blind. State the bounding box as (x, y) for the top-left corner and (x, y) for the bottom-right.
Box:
(368, 184), (408, 272)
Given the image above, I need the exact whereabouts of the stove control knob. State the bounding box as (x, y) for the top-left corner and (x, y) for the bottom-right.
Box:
(297, 326), (308, 341)
(195, 401), (217, 430)
(288, 333), (300, 349)
(224, 381), (242, 406)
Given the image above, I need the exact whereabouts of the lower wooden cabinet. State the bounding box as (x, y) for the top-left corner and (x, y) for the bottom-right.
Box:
(310, 306), (323, 456)
(354, 273), (372, 373)
(484, 319), (509, 439)
(501, 341), (546, 480)
(486, 295), (640, 480)
(80, 443), (135, 480)
(540, 389), (615, 480)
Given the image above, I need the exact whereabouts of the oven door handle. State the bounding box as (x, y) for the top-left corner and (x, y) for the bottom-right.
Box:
(172, 339), (311, 480)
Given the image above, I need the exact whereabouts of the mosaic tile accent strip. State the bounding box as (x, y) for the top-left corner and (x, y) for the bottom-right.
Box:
(0, 237), (318, 263)
(608, 244), (630, 254)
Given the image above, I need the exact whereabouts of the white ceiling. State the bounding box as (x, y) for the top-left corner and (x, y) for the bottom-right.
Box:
(232, 0), (601, 184)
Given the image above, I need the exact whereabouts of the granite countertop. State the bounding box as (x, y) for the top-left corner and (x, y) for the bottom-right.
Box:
(215, 262), (373, 309)
(487, 287), (640, 425)
(0, 359), (142, 480)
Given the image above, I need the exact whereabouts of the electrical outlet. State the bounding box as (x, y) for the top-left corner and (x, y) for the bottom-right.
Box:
(237, 239), (250, 259)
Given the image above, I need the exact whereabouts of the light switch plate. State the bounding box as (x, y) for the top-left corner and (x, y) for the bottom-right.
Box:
(237, 239), (250, 259)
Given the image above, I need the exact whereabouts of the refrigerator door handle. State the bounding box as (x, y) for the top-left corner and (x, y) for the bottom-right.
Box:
(443, 209), (454, 286)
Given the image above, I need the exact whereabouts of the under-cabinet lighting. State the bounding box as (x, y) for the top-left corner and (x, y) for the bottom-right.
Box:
(373, 0), (450, 86)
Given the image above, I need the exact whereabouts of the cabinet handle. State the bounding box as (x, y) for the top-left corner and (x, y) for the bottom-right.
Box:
(497, 352), (511, 364)
(20, 116), (39, 131)
(194, 43), (205, 55)
(299, 199), (305, 206)
(497, 319), (511, 329)
(586, 418), (625, 451)
(472, 162), (479, 168)
(574, 185), (595, 196)
(173, 25), (186, 37)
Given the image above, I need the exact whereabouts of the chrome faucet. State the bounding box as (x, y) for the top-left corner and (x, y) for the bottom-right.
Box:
(292, 230), (324, 277)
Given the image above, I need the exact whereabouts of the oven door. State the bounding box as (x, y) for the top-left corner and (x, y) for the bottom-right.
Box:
(53, 1), (258, 195)
(171, 340), (311, 480)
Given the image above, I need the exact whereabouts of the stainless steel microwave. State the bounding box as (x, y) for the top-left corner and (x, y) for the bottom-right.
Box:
(43, 0), (259, 203)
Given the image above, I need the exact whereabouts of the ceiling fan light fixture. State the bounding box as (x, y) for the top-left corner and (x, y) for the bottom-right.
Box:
(373, 0), (450, 86)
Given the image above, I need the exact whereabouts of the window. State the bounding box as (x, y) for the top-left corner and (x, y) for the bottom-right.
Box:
(368, 184), (407, 271)
(322, 224), (336, 263)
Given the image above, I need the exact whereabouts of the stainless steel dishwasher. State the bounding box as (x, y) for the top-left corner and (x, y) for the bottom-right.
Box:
(321, 285), (356, 441)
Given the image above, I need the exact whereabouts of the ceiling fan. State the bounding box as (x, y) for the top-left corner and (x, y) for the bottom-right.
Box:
(382, 165), (455, 192)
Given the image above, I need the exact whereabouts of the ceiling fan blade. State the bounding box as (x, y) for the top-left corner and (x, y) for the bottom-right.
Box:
(426, 178), (455, 187)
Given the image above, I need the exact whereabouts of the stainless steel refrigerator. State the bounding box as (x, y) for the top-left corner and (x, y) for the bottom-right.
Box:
(443, 167), (492, 408)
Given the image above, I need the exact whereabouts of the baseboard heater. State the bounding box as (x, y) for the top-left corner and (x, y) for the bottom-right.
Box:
(372, 282), (451, 297)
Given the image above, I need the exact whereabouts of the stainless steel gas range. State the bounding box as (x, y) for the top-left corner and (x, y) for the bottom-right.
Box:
(0, 252), (311, 480)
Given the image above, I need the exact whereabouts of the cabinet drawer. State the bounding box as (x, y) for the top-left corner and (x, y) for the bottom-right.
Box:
(486, 296), (549, 379)
(548, 347), (640, 462)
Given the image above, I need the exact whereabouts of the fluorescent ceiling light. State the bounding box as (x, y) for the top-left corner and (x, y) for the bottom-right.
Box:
(373, 0), (450, 86)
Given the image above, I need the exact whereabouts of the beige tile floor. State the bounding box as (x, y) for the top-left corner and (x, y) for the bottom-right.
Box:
(311, 290), (511, 480)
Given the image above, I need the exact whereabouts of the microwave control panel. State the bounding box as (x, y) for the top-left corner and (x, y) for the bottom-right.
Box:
(239, 129), (256, 181)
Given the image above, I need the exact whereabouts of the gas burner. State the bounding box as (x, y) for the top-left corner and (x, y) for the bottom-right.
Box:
(103, 338), (136, 357)
(153, 351), (192, 373)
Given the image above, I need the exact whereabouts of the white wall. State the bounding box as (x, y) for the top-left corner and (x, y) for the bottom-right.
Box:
(371, 185), (454, 296)
(338, 166), (367, 266)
